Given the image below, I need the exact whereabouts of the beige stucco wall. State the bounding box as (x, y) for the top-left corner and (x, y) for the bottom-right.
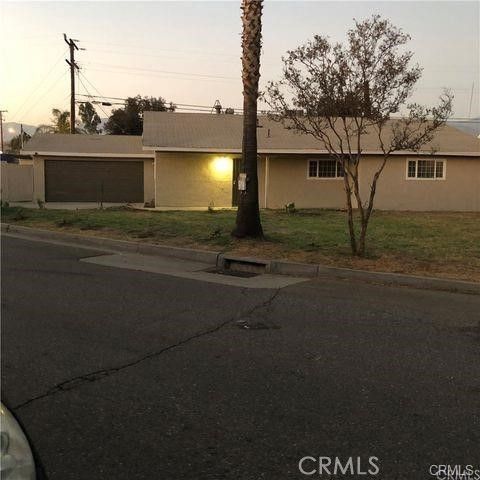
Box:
(156, 152), (237, 208)
(33, 155), (153, 203)
(265, 155), (346, 209)
(143, 159), (155, 204)
(152, 151), (479, 212)
(33, 157), (45, 202)
(263, 154), (479, 211)
(1, 163), (34, 202)
(154, 152), (268, 208)
(359, 155), (480, 211)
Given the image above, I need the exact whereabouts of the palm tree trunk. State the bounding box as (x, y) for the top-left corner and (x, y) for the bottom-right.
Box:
(232, 0), (264, 238)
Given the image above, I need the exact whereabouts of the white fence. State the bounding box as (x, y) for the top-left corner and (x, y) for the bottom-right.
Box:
(1, 163), (34, 202)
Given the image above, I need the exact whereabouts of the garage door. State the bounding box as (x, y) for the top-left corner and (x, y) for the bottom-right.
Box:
(45, 160), (144, 202)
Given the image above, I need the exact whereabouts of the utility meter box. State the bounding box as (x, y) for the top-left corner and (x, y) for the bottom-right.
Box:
(238, 173), (247, 191)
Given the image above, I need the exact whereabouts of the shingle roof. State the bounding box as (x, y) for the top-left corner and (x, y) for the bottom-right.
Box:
(143, 112), (480, 156)
(22, 134), (150, 157)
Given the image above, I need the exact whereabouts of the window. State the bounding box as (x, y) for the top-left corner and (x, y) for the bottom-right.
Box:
(418, 160), (435, 178)
(308, 159), (344, 178)
(435, 161), (444, 178)
(407, 160), (416, 178)
(318, 160), (337, 177)
(406, 159), (445, 180)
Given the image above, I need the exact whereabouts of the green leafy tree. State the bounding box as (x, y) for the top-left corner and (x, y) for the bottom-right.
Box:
(79, 102), (101, 134)
(263, 15), (452, 256)
(105, 96), (172, 135)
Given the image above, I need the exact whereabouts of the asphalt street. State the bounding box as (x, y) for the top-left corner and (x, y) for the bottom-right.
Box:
(1, 236), (479, 480)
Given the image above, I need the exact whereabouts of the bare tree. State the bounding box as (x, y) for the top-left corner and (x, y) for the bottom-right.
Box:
(263, 15), (453, 256)
(232, 0), (264, 238)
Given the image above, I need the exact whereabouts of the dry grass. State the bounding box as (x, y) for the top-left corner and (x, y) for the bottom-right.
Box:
(2, 206), (479, 282)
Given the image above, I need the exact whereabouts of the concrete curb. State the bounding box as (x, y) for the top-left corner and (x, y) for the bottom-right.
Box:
(1, 224), (220, 265)
(2, 223), (478, 295)
(314, 265), (480, 295)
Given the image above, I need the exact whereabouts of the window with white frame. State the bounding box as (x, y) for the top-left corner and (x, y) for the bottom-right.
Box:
(308, 159), (344, 178)
(407, 159), (445, 179)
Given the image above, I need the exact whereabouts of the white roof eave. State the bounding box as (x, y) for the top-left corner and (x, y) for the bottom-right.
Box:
(142, 146), (479, 157)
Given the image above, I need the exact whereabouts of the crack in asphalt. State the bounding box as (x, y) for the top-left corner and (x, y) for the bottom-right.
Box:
(13, 288), (282, 411)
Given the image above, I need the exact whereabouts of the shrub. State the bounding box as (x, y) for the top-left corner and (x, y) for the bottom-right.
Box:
(209, 228), (222, 239)
(285, 202), (296, 214)
(79, 219), (101, 230)
(12, 208), (27, 221)
(55, 217), (75, 227)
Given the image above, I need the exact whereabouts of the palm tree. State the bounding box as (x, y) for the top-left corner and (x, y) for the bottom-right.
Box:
(36, 109), (71, 134)
(232, 0), (264, 238)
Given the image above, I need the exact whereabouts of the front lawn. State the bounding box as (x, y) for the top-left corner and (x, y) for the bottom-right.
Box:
(2, 205), (479, 281)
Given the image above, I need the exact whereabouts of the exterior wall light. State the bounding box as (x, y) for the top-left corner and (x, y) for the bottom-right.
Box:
(210, 157), (232, 179)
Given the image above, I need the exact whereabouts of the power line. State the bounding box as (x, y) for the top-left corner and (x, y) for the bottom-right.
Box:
(84, 67), (239, 84)
(77, 73), (112, 120)
(74, 94), (480, 121)
(80, 40), (239, 59)
(76, 94), (126, 101)
(75, 94), (245, 113)
(83, 47), (241, 66)
(77, 71), (127, 133)
(25, 71), (69, 122)
(11, 50), (68, 122)
(77, 71), (113, 106)
(80, 61), (239, 80)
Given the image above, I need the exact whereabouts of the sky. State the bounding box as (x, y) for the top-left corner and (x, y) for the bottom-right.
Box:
(1, 1), (479, 127)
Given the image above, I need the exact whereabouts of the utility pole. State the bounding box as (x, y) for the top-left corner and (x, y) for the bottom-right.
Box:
(468, 81), (474, 119)
(64, 34), (80, 134)
(0, 110), (7, 153)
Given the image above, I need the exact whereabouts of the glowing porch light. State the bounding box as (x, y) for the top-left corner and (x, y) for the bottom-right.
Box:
(210, 156), (232, 179)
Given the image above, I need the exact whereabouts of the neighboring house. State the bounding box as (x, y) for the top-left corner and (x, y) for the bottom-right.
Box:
(143, 112), (480, 212)
(1, 153), (19, 164)
(22, 135), (154, 204)
(448, 118), (480, 137)
(22, 113), (480, 211)
(0, 153), (33, 167)
(1, 153), (34, 202)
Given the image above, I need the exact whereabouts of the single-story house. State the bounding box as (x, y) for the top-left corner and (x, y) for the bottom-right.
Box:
(143, 112), (479, 211)
(22, 112), (479, 211)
